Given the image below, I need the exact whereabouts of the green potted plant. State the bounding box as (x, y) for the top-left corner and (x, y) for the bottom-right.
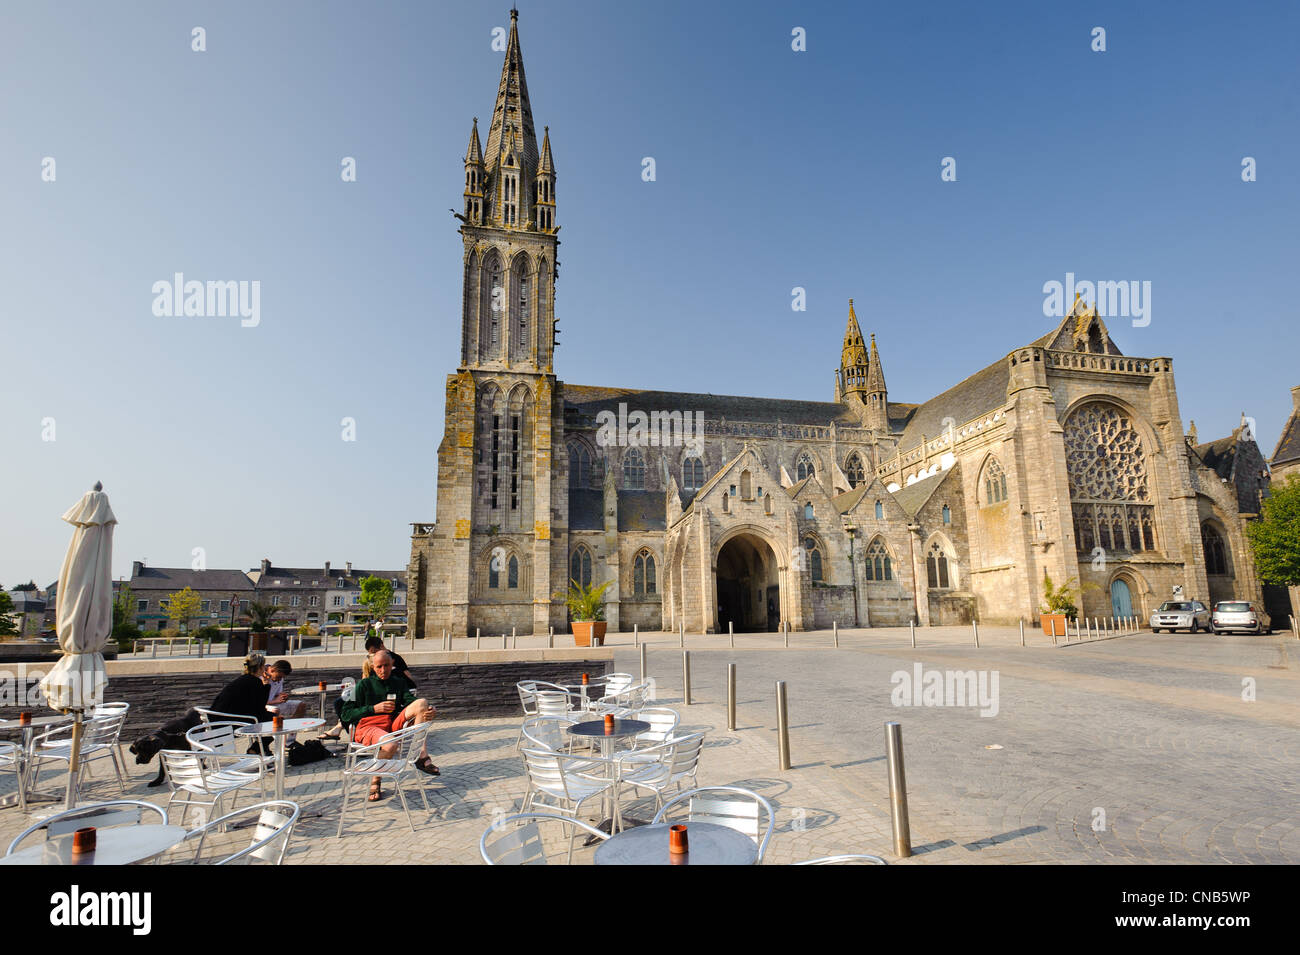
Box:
(555, 579), (612, 647)
(1039, 571), (1079, 636)
(245, 600), (279, 652)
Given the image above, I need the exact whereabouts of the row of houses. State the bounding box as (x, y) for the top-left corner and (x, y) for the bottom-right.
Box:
(125, 559), (407, 632)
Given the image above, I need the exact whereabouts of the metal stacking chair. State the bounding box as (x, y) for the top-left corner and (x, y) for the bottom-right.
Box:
(793, 854), (887, 865)
(185, 722), (274, 798)
(158, 749), (264, 826)
(30, 713), (128, 796)
(6, 799), (168, 855)
(480, 812), (609, 865)
(336, 722), (434, 837)
(182, 800), (300, 864)
(653, 785), (775, 864)
(0, 742), (25, 812)
(519, 748), (620, 853)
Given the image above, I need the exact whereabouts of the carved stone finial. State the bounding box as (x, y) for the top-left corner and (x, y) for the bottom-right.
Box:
(93, 481), (103, 491)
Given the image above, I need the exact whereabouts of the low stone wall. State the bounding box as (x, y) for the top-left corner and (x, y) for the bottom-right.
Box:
(0, 652), (613, 737)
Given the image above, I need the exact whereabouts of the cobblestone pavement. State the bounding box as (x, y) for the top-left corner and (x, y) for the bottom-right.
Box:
(4, 627), (1296, 864)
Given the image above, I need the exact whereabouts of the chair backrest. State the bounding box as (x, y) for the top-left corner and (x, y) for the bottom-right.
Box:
(520, 748), (579, 800)
(6, 800), (169, 855)
(601, 672), (635, 698)
(654, 786), (774, 861)
(666, 732), (705, 777)
(480, 812), (609, 865)
(374, 721), (430, 764)
(186, 800), (300, 865)
(185, 721), (243, 755)
(516, 681), (540, 717)
(521, 716), (572, 752)
(92, 701), (130, 717)
(535, 691), (574, 719)
(159, 749), (211, 792)
(793, 854), (887, 865)
(195, 707), (257, 727)
(79, 713), (127, 746)
(634, 707), (680, 744)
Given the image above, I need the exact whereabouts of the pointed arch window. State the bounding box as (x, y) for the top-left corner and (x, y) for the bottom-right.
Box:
(942, 504), (951, 525)
(845, 453), (865, 489)
(804, 537), (824, 583)
(511, 255), (530, 359)
(623, 449), (644, 490)
(926, 542), (951, 589)
(1202, 523), (1230, 576)
(683, 456), (705, 491)
(569, 545), (593, 589)
(796, 453), (816, 482)
(875, 499), (883, 520)
(865, 539), (893, 581)
(634, 550), (657, 595)
(507, 555), (519, 589)
(740, 470), (752, 499)
(479, 251), (503, 360)
(981, 458), (1008, 506)
(569, 443), (591, 488)
(804, 502), (814, 520)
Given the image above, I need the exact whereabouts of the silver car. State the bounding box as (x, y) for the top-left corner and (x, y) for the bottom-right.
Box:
(1210, 601), (1270, 635)
(1150, 600), (1211, 633)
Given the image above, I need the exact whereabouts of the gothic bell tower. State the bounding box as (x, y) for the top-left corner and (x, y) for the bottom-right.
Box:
(458, 8), (559, 374)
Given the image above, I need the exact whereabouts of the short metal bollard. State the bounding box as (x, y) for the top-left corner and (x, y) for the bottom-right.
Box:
(1019, 619), (1025, 647)
(682, 651), (692, 706)
(476, 628), (481, 649)
(972, 619), (979, 648)
(783, 621), (789, 649)
(679, 622), (684, 648)
(151, 641), (157, 659)
(776, 681), (791, 771)
(548, 626), (554, 649)
(727, 663), (737, 731)
(512, 626), (517, 649)
(634, 624), (639, 647)
(640, 642), (648, 682)
(502, 633), (507, 650)
(909, 620), (916, 648)
(885, 721), (912, 857)
(1050, 618), (1058, 645)
(729, 620), (734, 648)
(833, 620), (839, 648)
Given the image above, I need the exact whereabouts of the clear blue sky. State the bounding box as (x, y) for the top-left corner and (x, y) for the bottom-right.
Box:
(2, 0), (1297, 587)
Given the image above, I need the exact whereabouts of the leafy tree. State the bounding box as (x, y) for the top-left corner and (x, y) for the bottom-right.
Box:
(1247, 474), (1300, 591)
(0, 587), (17, 636)
(166, 586), (203, 633)
(112, 584), (141, 640)
(359, 576), (394, 626)
(14, 581), (37, 591)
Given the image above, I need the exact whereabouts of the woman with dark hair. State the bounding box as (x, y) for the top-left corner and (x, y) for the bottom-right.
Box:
(210, 653), (272, 724)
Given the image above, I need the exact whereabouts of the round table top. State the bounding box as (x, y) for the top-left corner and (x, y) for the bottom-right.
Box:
(0, 715), (73, 730)
(595, 822), (758, 866)
(567, 719), (650, 740)
(0, 825), (189, 866)
(290, 684), (343, 695)
(236, 718), (324, 737)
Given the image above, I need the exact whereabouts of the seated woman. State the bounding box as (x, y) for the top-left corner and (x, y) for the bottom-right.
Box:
(211, 654), (272, 724)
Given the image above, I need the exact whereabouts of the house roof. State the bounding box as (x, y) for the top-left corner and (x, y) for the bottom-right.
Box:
(128, 568), (255, 592)
(1193, 432), (1242, 481)
(254, 567), (406, 589)
(890, 469), (951, 517)
(1272, 412), (1300, 467)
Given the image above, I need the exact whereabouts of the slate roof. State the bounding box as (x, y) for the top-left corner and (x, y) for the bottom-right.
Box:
(890, 469), (950, 517)
(129, 568), (255, 592)
(1194, 433), (1242, 481)
(831, 485), (870, 514)
(894, 359), (1010, 455)
(254, 567), (406, 589)
(563, 383), (911, 429)
(1272, 410), (1300, 467)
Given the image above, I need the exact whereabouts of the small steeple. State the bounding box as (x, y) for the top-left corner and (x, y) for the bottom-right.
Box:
(538, 125), (554, 174)
(534, 125), (556, 232)
(840, 299), (868, 377)
(866, 333), (887, 394)
(838, 300), (888, 430)
(465, 116), (483, 164)
(463, 117), (486, 224)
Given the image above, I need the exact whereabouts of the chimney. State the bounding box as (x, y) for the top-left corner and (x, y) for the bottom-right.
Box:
(345, 561), (353, 576)
(1292, 384), (1300, 413)
(131, 560), (143, 578)
(261, 558), (271, 575)
(324, 560), (331, 577)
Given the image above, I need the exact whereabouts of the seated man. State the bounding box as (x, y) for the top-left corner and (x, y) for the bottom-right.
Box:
(339, 651), (438, 800)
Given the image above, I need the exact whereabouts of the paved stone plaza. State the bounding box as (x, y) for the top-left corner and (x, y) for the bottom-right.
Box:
(3, 626), (1296, 864)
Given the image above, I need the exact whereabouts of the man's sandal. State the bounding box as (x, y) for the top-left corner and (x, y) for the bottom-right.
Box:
(415, 757), (440, 776)
(368, 781), (384, 801)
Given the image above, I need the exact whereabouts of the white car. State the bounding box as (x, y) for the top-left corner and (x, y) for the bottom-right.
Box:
(1150, 600), (1211, 633)
(1210, 601), (1270, 635)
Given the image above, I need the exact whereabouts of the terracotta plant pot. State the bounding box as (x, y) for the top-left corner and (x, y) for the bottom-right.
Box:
(1040, 613), (1067, 637)
(572, 621), (606, 647)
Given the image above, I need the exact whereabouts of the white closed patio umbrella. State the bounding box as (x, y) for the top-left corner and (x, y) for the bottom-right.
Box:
(38, 482), (117, 808)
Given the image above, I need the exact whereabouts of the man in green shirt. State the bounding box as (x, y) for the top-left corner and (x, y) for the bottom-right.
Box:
(341, 650), (438, 799)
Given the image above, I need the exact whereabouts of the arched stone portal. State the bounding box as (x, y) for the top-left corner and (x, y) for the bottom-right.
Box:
(716, 533), (780, 632)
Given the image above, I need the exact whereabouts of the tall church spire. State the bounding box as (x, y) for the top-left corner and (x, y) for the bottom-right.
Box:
(838, 300), (889, 431)
(840, 299), (869, 394)
(484, 8), (538, 177)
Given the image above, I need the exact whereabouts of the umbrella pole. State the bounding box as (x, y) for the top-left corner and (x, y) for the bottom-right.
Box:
(64, 710), (84, 810)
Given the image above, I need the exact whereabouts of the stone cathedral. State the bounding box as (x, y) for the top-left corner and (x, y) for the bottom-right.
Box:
(407, 12), (1270, 638)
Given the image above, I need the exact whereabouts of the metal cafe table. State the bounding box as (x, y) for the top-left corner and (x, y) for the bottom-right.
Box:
(0, 825), (189, 865)
(566, 718), (650, 832)
(595, 822), (758, 866)
(0, 714), (74, 809)
(236, 718), (324, 800)
(290, 683), (345, 722)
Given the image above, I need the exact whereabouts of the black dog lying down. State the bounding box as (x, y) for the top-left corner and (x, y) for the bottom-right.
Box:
(128, 710), (201, 787)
